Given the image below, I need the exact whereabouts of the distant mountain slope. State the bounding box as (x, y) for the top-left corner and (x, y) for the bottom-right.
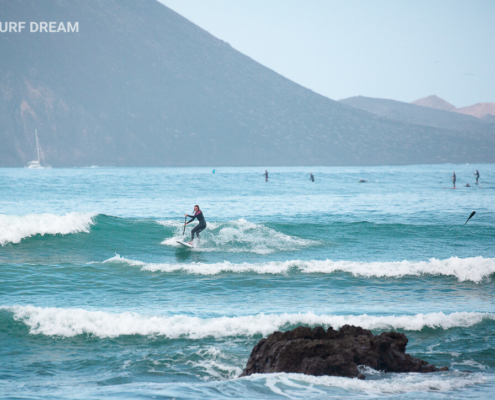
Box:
(1, 0), (494, 167)
(458, 103), (495, 118)
(412, 95), (495, 119)
(411, 95), (457, 112)
(339, 96), (493, 133)
(482, 114), (495, 123)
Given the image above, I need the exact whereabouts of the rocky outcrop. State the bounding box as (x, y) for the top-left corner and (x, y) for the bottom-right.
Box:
(241, 325), (448, 379)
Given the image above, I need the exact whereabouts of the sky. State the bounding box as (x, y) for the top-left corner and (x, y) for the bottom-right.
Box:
(158, 0), (494, 108)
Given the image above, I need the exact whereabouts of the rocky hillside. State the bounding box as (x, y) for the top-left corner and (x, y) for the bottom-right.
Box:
(458, 103), (495, 118)
(412, 95), (495, 119)
(340, 96), (495, 133)
(1, 0), (494, 167)
(411, 95), (458, 112)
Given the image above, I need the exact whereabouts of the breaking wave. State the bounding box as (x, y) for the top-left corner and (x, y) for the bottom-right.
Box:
(104, 255), (495, 283)
(0, 212), (97, 245)
(4, 305), (494, 339)
(160, 218), (316, 254)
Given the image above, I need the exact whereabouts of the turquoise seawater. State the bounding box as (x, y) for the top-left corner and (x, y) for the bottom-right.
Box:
(1, 164), (494, 399)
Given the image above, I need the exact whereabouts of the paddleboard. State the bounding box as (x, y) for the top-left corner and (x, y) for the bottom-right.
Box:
(177, 240), (193, 248)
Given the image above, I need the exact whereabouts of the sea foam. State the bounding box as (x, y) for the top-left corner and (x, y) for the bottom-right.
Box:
(4, 305), (494, 339)
(104, 255), (495, 283)
(253, 371), (488, 395)
(160, 218), (315, 254)
(0, 212), (97, 245)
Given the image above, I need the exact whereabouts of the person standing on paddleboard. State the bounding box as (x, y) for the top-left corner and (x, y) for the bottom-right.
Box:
(474, 169), (480, 185)
(263, 170), (268, 182)
(185, 205), (206, 244)
(452, 172), (456, 189)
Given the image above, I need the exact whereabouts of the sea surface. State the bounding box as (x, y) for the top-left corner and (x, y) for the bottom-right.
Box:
(1, 164), (494, 399)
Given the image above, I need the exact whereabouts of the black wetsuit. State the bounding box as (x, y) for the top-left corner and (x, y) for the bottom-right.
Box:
(453, 173), (456, 188)
(187, 210), (206, 241)
(475, 171), (480, 184)
(310, 174), (314, 182)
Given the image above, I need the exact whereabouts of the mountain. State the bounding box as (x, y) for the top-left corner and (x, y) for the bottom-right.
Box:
(412, 95), (495, 119)
(339, 96), (493, 133)
(411, 95), (457, 112)
(482, 114), (495, 123)
(1, 0), (494, 167)
(457, 103), (495, 118)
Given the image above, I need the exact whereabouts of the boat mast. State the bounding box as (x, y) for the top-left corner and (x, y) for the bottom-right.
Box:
(35, 129), (40, 162)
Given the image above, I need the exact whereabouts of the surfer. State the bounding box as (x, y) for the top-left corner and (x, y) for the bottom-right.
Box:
(474, 169), (480, 185)
(184, 205), (206, 243)
(263, 170), (268, 182)
(465, 183), (471, 187)
(310, 173), (315, 182)
(452, 172), (456, 189)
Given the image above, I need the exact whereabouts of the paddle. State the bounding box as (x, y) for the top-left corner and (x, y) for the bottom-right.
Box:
(465, 211), (476, 225)
(183, 215), (187, 235)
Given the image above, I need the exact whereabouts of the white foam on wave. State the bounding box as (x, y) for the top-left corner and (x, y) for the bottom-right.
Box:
(0, 212), (97, 245)
(157, 220), (221, 230)
(160, 218), (315, 254)
(104, 254), (144, 266)
(300, 256), (495, 283)
(251, 371), (488, 395)
(193, 346), (243, 380)
(4, 305), (494, 339)
(103, 255), (495, 283)
(156, 220), (183, 228)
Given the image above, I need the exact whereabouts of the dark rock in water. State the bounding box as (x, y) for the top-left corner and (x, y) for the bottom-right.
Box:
(240, 325), (448, 380)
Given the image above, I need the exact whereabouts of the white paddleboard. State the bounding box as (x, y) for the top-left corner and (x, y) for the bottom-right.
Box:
(177, 240), (193, 248)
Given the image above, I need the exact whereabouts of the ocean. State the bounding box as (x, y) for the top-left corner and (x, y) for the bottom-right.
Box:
(1, 164), (494, 399)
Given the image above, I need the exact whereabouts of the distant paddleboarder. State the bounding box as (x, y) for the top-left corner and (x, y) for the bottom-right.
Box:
(263, 170), (268, 182)
(474, 170), (480, 185)
(184, 205), (206, 244)
(452, 172), (456, 189)
(310, 173), (315, 182)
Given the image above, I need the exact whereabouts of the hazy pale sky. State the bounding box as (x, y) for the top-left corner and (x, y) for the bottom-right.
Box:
(158, 0), (494, 107)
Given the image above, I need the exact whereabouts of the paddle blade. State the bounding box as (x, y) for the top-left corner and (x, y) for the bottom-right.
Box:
(465, 211), (476, 225)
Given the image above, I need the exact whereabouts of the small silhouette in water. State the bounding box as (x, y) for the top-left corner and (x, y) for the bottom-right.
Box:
(465, 211), (476, 225)
(474, 169), (480, 185)
(310, 173), (315, 182)
(465, 183), (471, 187)
(263, 170), (268, 182)
(452, 172), (456, 189)
(359, 179), (368, 183)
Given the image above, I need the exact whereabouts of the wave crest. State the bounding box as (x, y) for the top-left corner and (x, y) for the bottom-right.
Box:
(3, 305), (494, 339)
(161, 218), (316, 254)
(0, 212), (97, 245)
(104, 255), (495, 283)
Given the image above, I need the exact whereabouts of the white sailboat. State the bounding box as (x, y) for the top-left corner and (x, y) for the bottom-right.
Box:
(27, 129), (51, 169)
